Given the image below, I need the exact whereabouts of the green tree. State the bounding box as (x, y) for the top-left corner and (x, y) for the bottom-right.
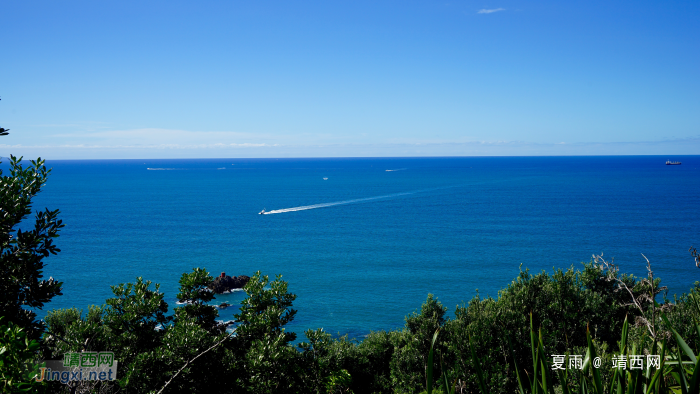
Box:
(0, 154), (64, 339)
(352, 330), (395, 393)
(174, 267), (220, 333)
(234, 271), (297, 344)
(43, 269), (234, 393)
(390, 294), (447, 394)
(233, 271), (299, 393)
(102, 278), (171, 390)
(0, 116), (64, 390)
(150, 268), (233, 393)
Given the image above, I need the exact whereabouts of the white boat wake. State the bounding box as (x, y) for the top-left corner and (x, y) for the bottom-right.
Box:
(262, 191), (417, 215)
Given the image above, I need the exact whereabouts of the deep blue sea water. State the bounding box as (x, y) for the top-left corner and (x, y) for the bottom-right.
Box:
(13, 156), (700, 340)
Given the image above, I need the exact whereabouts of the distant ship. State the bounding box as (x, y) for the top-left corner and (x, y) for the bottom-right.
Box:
(259, 209), (266, 215)
(666, 160), (682, 165)
(323, 177), (328, 180)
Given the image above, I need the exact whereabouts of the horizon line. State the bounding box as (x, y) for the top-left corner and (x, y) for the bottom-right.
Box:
(2, 154), (696, 162)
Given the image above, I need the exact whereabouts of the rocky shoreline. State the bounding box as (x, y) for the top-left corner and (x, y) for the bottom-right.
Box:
(209, 272), (250, 293)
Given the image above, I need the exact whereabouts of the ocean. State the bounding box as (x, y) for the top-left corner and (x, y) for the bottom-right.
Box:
(15, 156), (700, 340)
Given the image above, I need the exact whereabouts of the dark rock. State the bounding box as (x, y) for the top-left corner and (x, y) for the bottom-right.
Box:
(209, 274), (250, 293)
(217, 320), (236, 329)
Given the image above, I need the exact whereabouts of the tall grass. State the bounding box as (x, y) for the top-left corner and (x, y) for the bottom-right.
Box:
(424, 302), (700, 394)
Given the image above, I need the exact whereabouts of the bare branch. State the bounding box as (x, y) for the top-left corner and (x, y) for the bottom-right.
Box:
(691, 246), (700, 268)
(593, 254), (656, 339)
(155, 331), (233, 394)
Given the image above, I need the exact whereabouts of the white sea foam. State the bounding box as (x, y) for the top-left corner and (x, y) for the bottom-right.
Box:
(262, 191), (417, 215)
(220, 288), (245, 294)
(385, 168), (407, 172)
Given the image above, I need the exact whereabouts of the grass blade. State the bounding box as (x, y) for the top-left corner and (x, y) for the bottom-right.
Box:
(508, 336), (526, 394)
(427, 328), (439, 394)
(663, 313), (697, 364)
(675, 344), (690, 394)
(645, 368), (664, 394)
(586, 324), (604, 394)
(557, 369), (571, 394)
(644, 335), (657, 394)
(688, 357), (700, 394)
(538, 328), (556, 394)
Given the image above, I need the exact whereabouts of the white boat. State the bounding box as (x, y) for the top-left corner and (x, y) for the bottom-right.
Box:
(259, 209), (266, 215)
(323, 177), (328, 180)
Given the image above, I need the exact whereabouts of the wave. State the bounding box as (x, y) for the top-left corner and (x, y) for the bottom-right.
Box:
(262, 190), (418, 215)
(220, 288), (245, 294)
(147, 168), (231, 171)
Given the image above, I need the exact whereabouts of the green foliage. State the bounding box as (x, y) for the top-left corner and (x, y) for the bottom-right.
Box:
(351, 330), (395, 392)
(665, 283), (700, 351)
(42, 268), (233, 393)
(295, 328), (396, 393)
(244, 331), (299, 393)
(177, 267), (215, 304)
(0, 155), (64, 339)
(391, 294), (447, 393)
(175, 268), (220, 333)
(297, 328), (360, 393)
(0, 149), (61, 391)
(234, 271), (297, 345)
(435, 262), (673, 394)
(35, 261), (700, 394)
(232, 271), (300, 393)
(42, 305), (107, 357)
(118, 270), (231, 393)
(0, 318), (45, 393)
(426, 328), (440, 394)
(446, 291), (518, 392)
(104, 277), (171, 370)
(298, 328), (337, 392)
(497, 310), (700, 394)
(326, 369), (353, 394)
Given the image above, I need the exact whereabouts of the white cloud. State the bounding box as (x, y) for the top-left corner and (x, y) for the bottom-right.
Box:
(3, 137), (700, 160)
(477, 8), (505, 14)
(0, 142), (274, 150)
(44, 128), (280, 147)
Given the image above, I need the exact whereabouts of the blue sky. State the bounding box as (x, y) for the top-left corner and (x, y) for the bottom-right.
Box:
(1, 0), (698, 158)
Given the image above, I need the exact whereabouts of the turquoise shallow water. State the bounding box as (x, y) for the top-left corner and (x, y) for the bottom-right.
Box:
(15, 156), (700, 340)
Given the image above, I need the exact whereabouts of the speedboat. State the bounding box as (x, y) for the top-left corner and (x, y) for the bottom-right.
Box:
(259, 209), (266, 215)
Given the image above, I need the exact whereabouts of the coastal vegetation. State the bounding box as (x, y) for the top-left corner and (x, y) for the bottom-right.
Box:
(9, 255), (700, 394)
(2, 152), (700, 393)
